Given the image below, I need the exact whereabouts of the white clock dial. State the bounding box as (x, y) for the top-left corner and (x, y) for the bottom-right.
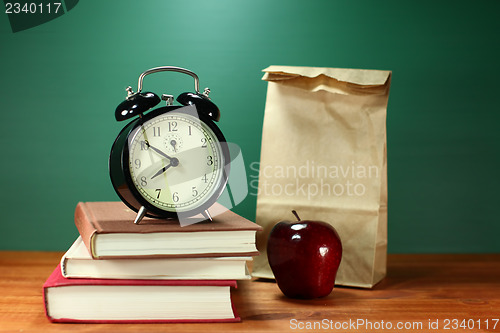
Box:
(127, 110), (225, 213)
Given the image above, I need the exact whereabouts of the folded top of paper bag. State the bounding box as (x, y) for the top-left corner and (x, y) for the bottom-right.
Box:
(262, 65), (391, 95)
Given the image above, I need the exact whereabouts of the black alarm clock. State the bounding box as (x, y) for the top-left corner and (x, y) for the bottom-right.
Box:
(109, 66), (230, 224)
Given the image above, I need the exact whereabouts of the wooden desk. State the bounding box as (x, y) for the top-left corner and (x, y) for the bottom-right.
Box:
(1, 252), (499, 332)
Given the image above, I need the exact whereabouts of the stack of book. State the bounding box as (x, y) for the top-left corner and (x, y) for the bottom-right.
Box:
(43, 201), (262, 323)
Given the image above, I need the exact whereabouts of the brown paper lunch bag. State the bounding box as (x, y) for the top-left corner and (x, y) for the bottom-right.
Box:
(252, 65), (392, 288)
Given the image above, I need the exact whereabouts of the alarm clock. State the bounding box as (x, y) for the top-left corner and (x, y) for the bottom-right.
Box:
(109, 66), (230, 224)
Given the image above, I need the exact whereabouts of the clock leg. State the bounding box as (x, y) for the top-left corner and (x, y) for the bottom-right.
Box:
(134, 206), (148, 224)
(202, 210), (213, 222)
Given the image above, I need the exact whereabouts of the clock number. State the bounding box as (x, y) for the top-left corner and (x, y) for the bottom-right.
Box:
(140, 141), (149, 150)
(140, 176), (147, 186)
(153, 127), (161, 137)
(134, 159), (141, 169)
(201, 138), (207, 148)
(168, 121), (178, 132)
(172, 192), (179, 202)
(192, 186), (198, 197)
(188, 125), (192, 136)
(202, 174), (208, 183)
(207, 155), (214, 166)
(155, 189), (161, 199)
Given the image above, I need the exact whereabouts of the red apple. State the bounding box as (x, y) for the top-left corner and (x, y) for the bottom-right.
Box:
(267, 211), (342, 299)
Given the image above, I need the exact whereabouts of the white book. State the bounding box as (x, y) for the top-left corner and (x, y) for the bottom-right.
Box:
(61, 237), (251, 280)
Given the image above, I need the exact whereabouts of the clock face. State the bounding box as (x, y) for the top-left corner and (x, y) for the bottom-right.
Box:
(126, 109), (226, 214)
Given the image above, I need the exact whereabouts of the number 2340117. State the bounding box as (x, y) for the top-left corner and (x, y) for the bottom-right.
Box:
(5, 2), (62, 14)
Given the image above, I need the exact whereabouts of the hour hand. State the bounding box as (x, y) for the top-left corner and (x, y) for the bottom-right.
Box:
(150, 157), (179, 179)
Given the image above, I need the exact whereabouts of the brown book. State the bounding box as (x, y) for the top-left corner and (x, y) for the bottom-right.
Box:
(75, 202), (262, 259)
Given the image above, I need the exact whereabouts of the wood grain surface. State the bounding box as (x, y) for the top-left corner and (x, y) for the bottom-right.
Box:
(1, 252), (499, 332)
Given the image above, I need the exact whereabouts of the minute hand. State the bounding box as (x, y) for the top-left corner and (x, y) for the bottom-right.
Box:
(145, 141), (174, 161)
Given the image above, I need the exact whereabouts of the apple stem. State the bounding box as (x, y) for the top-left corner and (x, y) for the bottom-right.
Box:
(291, 210), (301, 221)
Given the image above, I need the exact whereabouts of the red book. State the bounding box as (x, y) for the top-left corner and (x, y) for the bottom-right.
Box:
(43, 265), (240, 323)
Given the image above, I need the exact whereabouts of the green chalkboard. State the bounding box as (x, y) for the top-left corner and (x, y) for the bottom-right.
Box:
(0, 0), (499, 252)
